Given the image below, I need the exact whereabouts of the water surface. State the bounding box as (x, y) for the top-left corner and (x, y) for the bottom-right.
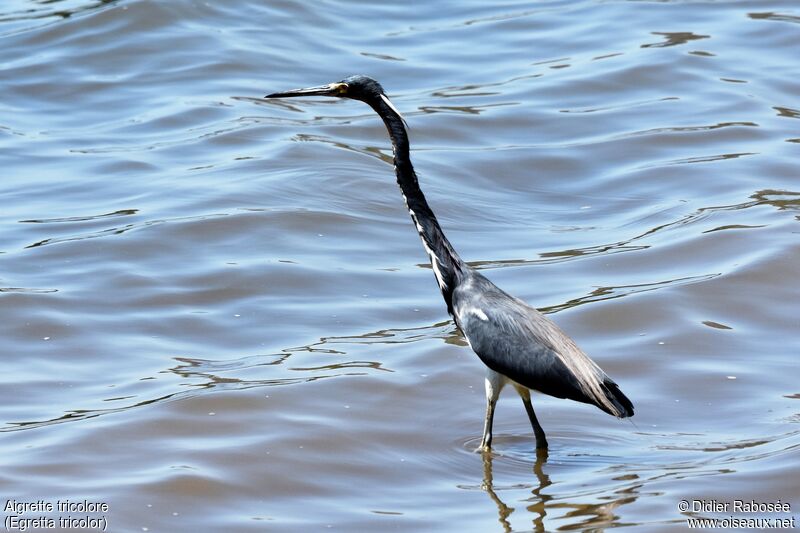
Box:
(1, 0), (799, 531)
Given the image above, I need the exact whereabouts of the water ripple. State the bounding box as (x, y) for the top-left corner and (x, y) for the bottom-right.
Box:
(2, 0), (798, 530)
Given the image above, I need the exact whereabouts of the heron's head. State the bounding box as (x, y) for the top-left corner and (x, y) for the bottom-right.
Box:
(265, 75), (403, 119)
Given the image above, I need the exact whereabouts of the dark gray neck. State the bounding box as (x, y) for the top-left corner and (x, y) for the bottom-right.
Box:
(369, 96), (465, 313)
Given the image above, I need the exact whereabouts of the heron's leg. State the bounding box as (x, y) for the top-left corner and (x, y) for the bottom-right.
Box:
(480, 369), (506, 451)
(513, 385), (548, 450)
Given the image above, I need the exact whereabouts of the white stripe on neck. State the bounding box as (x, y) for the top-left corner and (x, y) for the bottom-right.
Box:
(380, 93), (406, 124)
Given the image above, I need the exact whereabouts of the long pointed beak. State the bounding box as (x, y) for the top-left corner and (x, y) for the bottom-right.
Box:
(265, 83), (343, 99)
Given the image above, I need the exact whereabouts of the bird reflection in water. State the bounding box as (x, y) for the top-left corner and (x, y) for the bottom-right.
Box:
(479, 448), (637, 531)
(481, 449), (551, 532)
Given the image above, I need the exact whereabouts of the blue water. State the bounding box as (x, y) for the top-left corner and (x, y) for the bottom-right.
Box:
(2, 1), (799, 531)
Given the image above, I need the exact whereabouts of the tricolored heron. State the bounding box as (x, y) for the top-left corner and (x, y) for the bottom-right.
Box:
(265, 75), (634, 450)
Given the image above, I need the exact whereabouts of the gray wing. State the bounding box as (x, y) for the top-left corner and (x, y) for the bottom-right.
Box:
(452, 271), (633, 417)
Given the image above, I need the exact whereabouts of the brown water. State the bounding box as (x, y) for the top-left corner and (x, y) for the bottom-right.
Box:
(2, 1), (799, 531)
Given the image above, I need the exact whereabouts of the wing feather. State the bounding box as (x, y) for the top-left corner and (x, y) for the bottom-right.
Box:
(453, 273), (633, 417)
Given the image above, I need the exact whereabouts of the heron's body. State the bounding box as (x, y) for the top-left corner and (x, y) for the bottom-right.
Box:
(266, 75), (633, 450)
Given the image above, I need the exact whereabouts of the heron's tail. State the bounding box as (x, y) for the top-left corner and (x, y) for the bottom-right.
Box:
(600, 378), (634, 418)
